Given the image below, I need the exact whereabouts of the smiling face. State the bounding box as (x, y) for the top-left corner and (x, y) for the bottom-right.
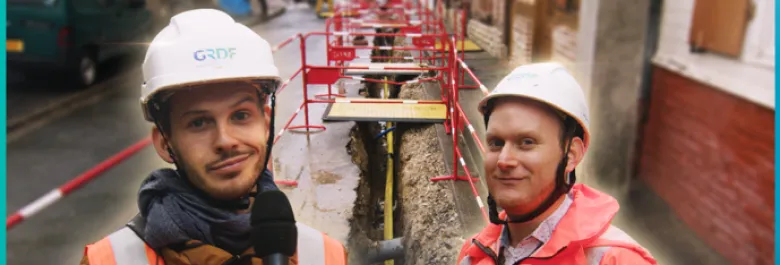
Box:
(152, 82), (271, 200)
(483, 97), (583, 216)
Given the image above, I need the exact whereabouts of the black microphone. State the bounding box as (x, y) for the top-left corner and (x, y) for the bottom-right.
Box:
(251, 189), (297, 265)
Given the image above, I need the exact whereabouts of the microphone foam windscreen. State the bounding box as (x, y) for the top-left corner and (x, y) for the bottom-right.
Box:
(251, 190), (297, 257)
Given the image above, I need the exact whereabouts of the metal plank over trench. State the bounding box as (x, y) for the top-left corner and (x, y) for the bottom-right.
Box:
(434, 39), (483, 52)
(322, 98), (446, 123)
(344, 62), (429, 76)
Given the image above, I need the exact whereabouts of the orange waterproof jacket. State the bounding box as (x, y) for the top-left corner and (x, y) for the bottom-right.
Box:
(457, 184), (658, 265)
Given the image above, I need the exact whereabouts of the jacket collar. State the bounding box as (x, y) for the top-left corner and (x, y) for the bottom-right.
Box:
(466, 184), (620, 260)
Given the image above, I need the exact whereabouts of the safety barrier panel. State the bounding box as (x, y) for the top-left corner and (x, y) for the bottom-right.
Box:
(318, 0), (492, 223)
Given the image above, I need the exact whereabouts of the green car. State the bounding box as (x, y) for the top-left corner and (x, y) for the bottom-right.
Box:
(7, 0), (154, 88)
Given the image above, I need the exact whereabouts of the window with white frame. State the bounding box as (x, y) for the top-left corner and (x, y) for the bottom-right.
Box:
(741, 0), (774, 69)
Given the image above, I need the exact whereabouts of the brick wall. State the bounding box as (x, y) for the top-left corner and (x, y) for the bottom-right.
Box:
(550, 24), (576, 72)
(638, 66), (775, 265)
(467, 19), (507, 57)
(491, 0), (505, 29)
(509, 14), (533, 67)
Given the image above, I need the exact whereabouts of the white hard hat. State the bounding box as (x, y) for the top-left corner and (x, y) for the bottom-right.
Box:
(140, 9), (282, 121)
(477, 62), (590, 148)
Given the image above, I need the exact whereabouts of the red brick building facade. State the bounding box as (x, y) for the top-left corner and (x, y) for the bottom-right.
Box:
(638, 0), (775, 263)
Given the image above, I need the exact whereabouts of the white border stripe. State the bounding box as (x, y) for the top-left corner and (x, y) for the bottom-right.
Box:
(296, 222), (326, 265)
(19, 189), (62, 217)
(109, 227), (150, 265)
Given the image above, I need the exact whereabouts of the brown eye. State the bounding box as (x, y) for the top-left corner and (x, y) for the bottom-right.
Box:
(188, 118), (206, 128)
(233, 111), (250, 121)
(521, 138), (536, 146)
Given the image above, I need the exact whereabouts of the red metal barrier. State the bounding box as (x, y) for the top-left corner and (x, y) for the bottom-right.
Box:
(312, 5), (493, 225)
(287, 21), (457, 134)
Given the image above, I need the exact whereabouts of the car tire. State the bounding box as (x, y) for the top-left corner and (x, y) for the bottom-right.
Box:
(69, 50), (99, 89)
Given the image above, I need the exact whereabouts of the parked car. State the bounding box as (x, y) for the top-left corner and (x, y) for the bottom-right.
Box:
(7, 0), (154, 88)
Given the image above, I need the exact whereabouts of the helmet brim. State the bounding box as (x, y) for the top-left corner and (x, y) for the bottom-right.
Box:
(478, 93), (591, 148)
(141, 75), (282, 122)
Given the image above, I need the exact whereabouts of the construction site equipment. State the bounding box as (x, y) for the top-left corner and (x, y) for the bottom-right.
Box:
(314, 0), (335, 17)
(8, 1), (496, 251)
(261, 4), (493, 264)
(322, 98), (447, 123)
(273, 0), (493, 229)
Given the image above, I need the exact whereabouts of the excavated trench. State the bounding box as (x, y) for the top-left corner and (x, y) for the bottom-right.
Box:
(344, 33), (464, 265)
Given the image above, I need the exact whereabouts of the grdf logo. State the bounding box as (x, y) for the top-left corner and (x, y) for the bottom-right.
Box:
(505, 72), (539, 82)
(193, 48), (236, 61)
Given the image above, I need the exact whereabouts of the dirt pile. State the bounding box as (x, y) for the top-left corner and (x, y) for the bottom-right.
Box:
(343, 32), (463, 265)
(396, 82), (463, 265)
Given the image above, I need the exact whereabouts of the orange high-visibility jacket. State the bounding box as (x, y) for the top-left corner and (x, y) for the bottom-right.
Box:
(82, 215), (347, 265)
(457, 184), (658, 265)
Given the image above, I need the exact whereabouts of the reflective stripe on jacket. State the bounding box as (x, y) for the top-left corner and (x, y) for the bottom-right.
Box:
(84, 222), (347, 265)
(457, 184), (658, 265)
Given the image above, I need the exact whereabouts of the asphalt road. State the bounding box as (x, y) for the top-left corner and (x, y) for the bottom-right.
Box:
(6, 6), (325, 265)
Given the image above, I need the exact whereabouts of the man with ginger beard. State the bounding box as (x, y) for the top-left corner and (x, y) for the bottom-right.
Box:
(457, 62), (658, 265)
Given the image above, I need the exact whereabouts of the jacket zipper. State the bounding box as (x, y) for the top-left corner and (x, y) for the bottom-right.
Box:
(222, 254), (250, 265)
(473, 239), (501, 264)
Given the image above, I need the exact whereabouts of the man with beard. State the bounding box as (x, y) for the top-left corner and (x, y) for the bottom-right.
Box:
(80, 9), (347, 265)
(457, 63), (658, 265)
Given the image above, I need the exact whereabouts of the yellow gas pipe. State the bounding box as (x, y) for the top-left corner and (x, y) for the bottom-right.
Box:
(383, 77), (394, 265)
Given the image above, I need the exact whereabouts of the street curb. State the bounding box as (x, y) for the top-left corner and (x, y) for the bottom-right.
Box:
(235, 7), (288, 27)
(6, 70), (138, 142)
(7, 7), (291, 136)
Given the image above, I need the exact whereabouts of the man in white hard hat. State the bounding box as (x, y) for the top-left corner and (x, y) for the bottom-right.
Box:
(79, 9), (347, 265)
(457, 62), (658, 265)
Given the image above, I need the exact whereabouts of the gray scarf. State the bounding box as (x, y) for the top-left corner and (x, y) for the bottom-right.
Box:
(138, 168), (278, 254)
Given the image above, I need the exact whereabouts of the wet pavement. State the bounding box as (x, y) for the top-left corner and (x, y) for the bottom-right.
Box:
(6, 6), (362, 264)
(269, 24), (364, 243)
(6, 54), (142, 130)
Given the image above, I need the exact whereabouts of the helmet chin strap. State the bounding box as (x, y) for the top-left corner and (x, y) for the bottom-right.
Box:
(487, 119), (577, 225)
(149, 90), (278, 212)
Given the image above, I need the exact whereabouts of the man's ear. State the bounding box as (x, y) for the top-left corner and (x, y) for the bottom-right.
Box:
(151, 127), (175, 164)
(263, 104), (272, 127)
(565, 137), (585, 174)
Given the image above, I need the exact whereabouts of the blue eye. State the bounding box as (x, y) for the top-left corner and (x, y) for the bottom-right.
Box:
(487, 139), (504, 151)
